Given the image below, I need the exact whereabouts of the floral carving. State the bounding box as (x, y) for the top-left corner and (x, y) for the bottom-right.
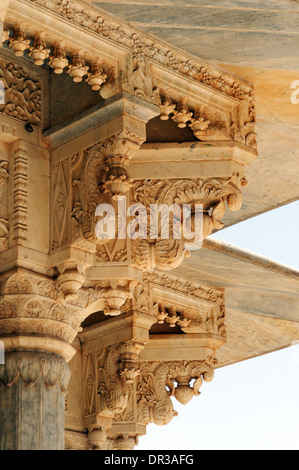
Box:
(0, 300), (18, 319)
(98, 344), (129, 417)
(122, 59), (160, 105)
(129, 174), (247, 271)
(3, 273), (32, 295)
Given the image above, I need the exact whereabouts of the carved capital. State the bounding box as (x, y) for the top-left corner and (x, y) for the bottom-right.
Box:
(0, 270), (81, 359)
(0, 351), (71, 391)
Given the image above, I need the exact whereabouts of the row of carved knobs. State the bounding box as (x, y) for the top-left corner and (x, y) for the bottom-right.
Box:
(2, 27), (211, 134)
(2, 28), (108, 89)
(160, 96), (210, 135)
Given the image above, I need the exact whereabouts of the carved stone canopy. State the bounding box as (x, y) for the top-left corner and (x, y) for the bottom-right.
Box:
(0, 0), (261, 452)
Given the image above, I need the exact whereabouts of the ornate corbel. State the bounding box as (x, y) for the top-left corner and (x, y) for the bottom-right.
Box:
(48, 43), (69, 75)
(100, 130), (146, 200)
(67, 52), (89, 83)
(28, 34), (51, 66)
(97, 341), (145, 418)
(86, 62), (107, 91)
(171, 98), (193, 129)
(8, 28), (31, 57)
(128, 173), (247, 271)
(137, 360), (215, 426)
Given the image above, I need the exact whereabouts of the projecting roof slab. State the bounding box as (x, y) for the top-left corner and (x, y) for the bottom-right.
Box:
(175, 238), (299, 367)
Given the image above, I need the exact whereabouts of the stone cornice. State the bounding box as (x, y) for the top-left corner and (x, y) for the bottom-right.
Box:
(1, 0), (256, 150)
(7, 0), (253, 102)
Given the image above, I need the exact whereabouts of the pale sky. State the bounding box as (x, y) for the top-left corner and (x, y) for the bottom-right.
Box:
(138, 201), (299, 451)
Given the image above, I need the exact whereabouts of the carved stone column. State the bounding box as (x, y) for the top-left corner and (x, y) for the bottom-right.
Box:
(0, 269), (78, 450)
(0, 351), (70, 450)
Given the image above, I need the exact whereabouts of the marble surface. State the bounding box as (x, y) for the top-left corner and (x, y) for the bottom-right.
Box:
(91, 0), (299, 70)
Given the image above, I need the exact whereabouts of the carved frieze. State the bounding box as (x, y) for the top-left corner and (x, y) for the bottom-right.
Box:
(2, 0), (256, 150)
(0, 56), (42, 127)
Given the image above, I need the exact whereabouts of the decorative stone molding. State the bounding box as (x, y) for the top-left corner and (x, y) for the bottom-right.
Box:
(48, 45), (69, 75)
(29, 35), (51, 66)
(101, 131), (146, 200)
(12, 147), (28, 241)
(67, 268), (226, 449)
(8, 28), (31, 57)
(132, 270), (226, 339)
(3, 0), (254, 102)
(0, 270), (80, 355)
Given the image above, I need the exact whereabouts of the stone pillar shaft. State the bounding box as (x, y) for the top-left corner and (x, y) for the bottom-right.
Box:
(0, 351), (70, 450)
